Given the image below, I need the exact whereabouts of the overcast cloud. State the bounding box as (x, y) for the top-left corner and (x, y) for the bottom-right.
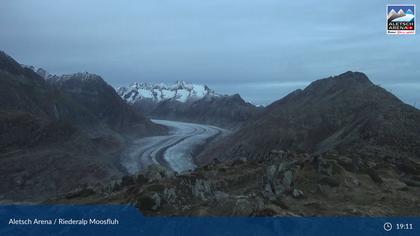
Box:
(0, 0), (419, 106)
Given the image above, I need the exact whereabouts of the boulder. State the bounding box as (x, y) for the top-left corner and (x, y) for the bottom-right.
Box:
(192, 179), (213, 200)
(214, 191), (229, 202)
(292, 189), (304, 199)
(163, 187), (177, 204)
(232, 196), (265, 216)
(233, 198), (254, 216)
(262, 159), (299, 198)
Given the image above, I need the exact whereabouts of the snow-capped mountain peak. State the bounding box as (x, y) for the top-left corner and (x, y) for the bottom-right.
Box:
(117, 81), (218, 103)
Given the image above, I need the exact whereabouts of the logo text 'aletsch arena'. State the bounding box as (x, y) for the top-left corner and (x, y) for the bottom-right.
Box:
(387, 4), (416, 35)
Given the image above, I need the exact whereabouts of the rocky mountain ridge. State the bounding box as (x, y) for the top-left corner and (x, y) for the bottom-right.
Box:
(21, 64), (54, 80)
(197, 71), (420, 165)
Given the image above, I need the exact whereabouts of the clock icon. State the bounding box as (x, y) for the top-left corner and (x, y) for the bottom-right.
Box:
(384, 222), (393, 231)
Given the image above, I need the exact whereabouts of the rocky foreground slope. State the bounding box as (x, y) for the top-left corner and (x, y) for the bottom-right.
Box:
(50, 149), (420, 216)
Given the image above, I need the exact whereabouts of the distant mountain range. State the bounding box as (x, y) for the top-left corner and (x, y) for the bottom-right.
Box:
(118, 81), (262, 128)
(118, 81), (217, 103)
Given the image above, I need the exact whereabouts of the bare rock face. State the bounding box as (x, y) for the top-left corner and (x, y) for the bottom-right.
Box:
(192, 179), (213, 201)
(163, 188), (177, 204)
(263, 163), (295, 198)
(261, 151), (307, 200)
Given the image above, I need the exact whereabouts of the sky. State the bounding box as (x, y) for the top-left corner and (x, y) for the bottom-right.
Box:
(0, 0), (419, 106)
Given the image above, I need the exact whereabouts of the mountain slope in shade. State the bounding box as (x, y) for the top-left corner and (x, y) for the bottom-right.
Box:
(14, 59), (165, 136)
(48, 72), (164, 135)
(197, 71), (420, 165)
(0, 51), (165, 201)
(147, 93), (262, 128)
